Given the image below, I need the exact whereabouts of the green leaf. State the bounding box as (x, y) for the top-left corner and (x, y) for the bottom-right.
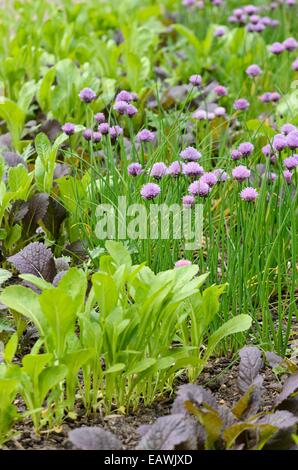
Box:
(39, 365), (68, 403)
(0, 98), (25, 151)
(37, 66), (56, 111)
(4, 224), (22, 250)
(92, 272), (118, 317)
(172, 24), (201, 52)
(19, 274), (53, 291)
(105, 241), (132, 267)
(0, 285), (46, 336)
(105, 363), (126, 374)
(8, 165), (32, 199)
(57, 268), (87, 309)
(4, 333), (18, 364)
(206, 315), (252, 360)
(22, 353), (53, 383)
(17, 81), (37, 115)
(0, 269), (12, 286)
(126, 358), (157, 375)
(39, 288), (78, 358)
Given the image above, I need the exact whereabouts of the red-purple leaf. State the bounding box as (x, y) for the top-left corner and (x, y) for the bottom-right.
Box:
(8, 242), (56, 282)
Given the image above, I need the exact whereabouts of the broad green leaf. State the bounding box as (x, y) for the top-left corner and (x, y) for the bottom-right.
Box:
(0, 98), (25, 150)
(206, 315), (252, 360)
(22, 353), (53, 384)
(172, 24), (201, 52)
(105, 363), (126, 374)
(0, 285), (46, 336)
(0, 269), (12, 286)
(105, 240), (132, 267)
(92, 272), (118, 317)
(19, 274), (53, 291)
(126, 358), (157, 375)
(39, 365), (68, 403)
(57, 268), (87, 309)
(37, 66), (56, 111)
(39, 289), (78, 357)
(17, 81), (37, 115)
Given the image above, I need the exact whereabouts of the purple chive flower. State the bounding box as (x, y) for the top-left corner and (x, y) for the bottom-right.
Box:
(282, 123), (297, 135)
(192, 109), (207, 120)
(259, 92), (272, 103)
(246, 64), (262, 77)
(283, 37), (298, 51)
(180, 146), (201, 161)
(182, 195), (195, 206)
(136, 129), (155, 143)
(233, 8), (243, 18)
(109, 125), (123, 140)
(140, 183), (160, 200)
(234, 98), (249, 111)
(214, 85), (228, 96)
(150, 162), (167, 179)
(167, 161), (181, 177)
(270, 92), (281, 102)
(62, 123), (75, 136)
(261, 16), (273, 26)
(127, 104), (138, 117)
(270, 19), (280, 28)
(79, 87), (97, 103)
(240, 187), (258, 201)
(269, 42), (285, 54)
(214, 27), (225, 37)
(214, 106), (226, 117)
(251, 22), (265, 33)
(283, 170), (293, 184)
(273, 134), (287, 151)
(95, 112), (105, 123)
(98, 123), (109, 134)
(244, 5), (259, 14)
(113, 100), (129, 114)
(262, 144), (277, 161)
(283, 156), (298, 170)
(214, 168), (228, 182)
(201, 172), (217, 187)
(239, 142), (254, 157)
(188, 180), (210, 197)
(292, 58), (298, 71)
(189, 74), (202, 86)
(207, 112), (215, 120)
(232, 165), (251, 182)
(265, 172), (277, 183)
(175, 259), (192, 267)
(115, 90), (133, 103)
(287, 130), (298, 149)
(250, 14), (260, 24)
(270, 2), (278, 10)
(231, 149), (242, 161)
(182, 0), (196, 6)
(228, 15), (237, 24)
(83, 128), (93, 141)
(182, 162), (204, 177)
(93, 132), (102, 143)
(128, 162), (143, 176)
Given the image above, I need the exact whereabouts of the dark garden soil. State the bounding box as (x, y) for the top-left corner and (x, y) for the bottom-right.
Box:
(3, 357), (284, 451)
